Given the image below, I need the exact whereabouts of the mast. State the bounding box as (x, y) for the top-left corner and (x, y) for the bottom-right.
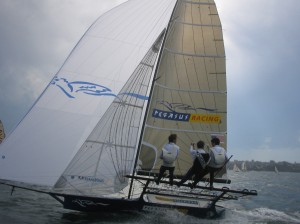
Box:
(127, 1), (181, 199)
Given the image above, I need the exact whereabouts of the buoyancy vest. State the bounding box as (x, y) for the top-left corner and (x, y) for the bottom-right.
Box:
(162, 144), (179, 166)
(209, 146), (226, 168)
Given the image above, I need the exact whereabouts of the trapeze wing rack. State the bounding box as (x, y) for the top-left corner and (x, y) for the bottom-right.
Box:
(130, 172), (231, 184)
(125, 175), (257, 196)
(173, 182), (258, 196)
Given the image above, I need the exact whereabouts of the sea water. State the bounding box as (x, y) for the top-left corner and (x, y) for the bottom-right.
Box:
(0, 171), (299, 224)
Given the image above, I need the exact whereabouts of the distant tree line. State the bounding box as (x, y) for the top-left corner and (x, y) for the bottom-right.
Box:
(228, 160), (300, 173)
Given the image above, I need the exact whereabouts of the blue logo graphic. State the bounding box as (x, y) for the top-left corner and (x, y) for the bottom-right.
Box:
(51, 77), (148, 100)
(51, 77), (117, 99)
(158, 100), (217, 112)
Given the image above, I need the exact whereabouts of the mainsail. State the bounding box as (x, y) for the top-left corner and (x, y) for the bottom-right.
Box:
(0, 120), (5, 144)
(138, 0), (227, 178)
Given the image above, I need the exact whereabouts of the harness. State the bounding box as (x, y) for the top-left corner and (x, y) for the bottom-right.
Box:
(195, 152), (207, 169)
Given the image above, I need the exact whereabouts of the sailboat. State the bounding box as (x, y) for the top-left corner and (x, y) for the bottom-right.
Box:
(0, 120), (5, 144)
(0, 0), (257, 218)
(241, 162), (247, 171)
(233, 163), (241, 172)
(275, 166), (279, 174)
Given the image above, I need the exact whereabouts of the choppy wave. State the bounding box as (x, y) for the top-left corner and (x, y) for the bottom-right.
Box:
(0, 171), (300, 223)
(232, 207), (300, 224)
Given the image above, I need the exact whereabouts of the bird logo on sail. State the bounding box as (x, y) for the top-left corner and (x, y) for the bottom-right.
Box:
(51, 77), (117, 99)
(51, 76), (148, 100)
(51, 76), (116, 98)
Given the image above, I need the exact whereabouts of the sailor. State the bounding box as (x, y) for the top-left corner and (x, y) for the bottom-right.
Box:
(176, 140), (209, 187)
(191, 137), (227, 189)
(155, 134), (180, 186)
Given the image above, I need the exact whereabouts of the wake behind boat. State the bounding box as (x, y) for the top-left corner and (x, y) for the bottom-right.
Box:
(0, 0), (257, 219)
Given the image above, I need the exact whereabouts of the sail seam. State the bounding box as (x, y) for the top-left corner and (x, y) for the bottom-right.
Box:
(155, 83), (226, 94)
(145, 124), (226, 134)
(175, 20), (221, 28)
(85, 140), (135, 149)
(112, 101), (144, 109)
(182, 1), (215, 5)
(209, 72), (226, 75)
(165, 48), (225, 58)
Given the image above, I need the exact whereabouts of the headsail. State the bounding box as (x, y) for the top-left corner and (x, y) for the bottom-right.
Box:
(138, 0), (227, 178)
(0, 0), (176, 187)
(54, 31), (166, 197)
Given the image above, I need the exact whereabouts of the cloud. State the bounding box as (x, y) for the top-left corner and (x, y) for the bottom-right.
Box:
(0, 0), (126, 133)
(217, 0), (300, 163)
(229, 136), (300, 163)
(231, 145), (300, 163)
(260, 137), (272, 149)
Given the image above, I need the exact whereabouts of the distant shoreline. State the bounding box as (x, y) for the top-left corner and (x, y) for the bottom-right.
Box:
(228, 160), (300, 173)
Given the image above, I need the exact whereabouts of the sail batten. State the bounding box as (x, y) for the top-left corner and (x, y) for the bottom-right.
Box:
(183, 1), (215, 5)
(165, 48), (225, 58)
(113, 101), (145, 109)
(85, 140), (136, 149)
(155, 83), (226, 94)
(145, 124), (226, 134)
(175, 20), (222, 27)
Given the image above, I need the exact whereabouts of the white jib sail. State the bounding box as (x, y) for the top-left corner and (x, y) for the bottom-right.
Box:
(54, 31), (166, 197)
(0, 0), (176, 187)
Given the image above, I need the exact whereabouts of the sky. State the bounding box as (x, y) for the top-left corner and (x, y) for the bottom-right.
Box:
(0, 0), (299, 163)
